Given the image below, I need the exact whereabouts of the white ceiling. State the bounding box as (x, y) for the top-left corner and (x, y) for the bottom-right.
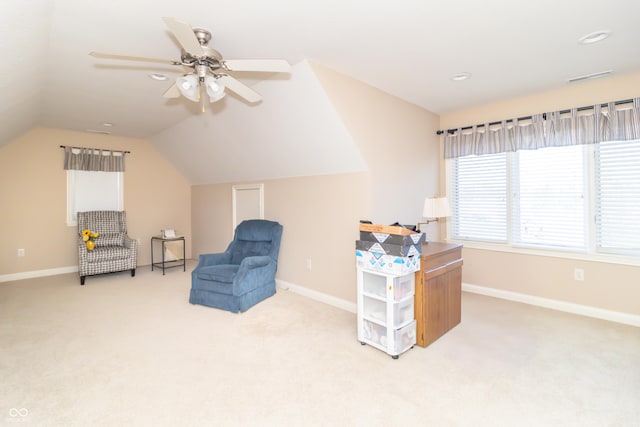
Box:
(2, 0), (640, 150)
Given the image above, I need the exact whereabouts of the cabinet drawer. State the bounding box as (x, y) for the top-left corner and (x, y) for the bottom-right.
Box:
(422, 247), (462, 272)
(362, 271), (414, 301)
(363, 296), (414, 328)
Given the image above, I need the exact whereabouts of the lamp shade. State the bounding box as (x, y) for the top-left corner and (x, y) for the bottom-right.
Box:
(423, 197), (451, 219)
(176, 74), (200, 102)
(204, 75), (226, 103)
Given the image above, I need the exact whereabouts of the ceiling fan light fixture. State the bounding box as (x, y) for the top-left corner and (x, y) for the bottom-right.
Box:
(176, 74), (200, 102)
(204, 75), (226, 103)
(90, 18), (290, 106)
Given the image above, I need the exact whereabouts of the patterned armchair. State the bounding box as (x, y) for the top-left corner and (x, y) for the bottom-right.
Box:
(77, 210), (138, 285)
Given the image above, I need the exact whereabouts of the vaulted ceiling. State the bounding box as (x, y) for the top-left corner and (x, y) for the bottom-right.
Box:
(2, 0), (640, 181)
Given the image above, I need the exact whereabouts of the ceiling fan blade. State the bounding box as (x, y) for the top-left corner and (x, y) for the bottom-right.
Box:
(223, 59), (291, 73)
(162, 83), (181, 99)
(89, 51), (181, 65)
(218, 75), (262, 103)
(162, 17), (204, 57)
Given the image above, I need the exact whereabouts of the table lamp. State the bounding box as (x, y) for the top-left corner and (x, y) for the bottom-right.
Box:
(417, 196), (451, 235)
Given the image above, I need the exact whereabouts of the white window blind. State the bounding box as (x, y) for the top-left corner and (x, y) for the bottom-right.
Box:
(595, 139), (640, 254)
(449, 139), (640, 258)
(66, 170), (123, 226)
(451, 153), (507, 242)
(512, 145), (586, 250)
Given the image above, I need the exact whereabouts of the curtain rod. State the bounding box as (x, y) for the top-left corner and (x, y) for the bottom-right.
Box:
(436, 98), (635, 135)
(59, 145), (131, 154)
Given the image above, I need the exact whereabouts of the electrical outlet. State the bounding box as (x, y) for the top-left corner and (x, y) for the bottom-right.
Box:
(306, 259), (313, 270)
(574, 268), (584, 281)
(17, 248), (25, 257)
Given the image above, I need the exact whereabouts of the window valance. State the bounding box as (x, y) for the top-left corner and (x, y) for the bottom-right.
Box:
(62, 146), (129, 172)
(443, 98), (640, 159)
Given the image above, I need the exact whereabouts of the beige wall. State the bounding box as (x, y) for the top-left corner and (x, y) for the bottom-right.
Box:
(191, 183), (235, 256)
(191, 65), (441, 303)
(0, 128), (191, 275)
(310, 62), (441, 231)
(192, 172), (371, 302)
(440, 71), (640, 316)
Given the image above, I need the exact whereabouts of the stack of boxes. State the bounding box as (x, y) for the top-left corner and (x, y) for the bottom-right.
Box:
(355, 223), (425, 275)
(355, 223), (425, 358)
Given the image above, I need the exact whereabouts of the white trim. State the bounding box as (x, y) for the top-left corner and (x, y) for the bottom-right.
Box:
(462, 282), (640, 327)
(450, 239), (640, 267)
(231, 183), (264, 232)
(0, 266), (78, 283)
(276, 279), (357, 313)
(8, 268), (634, 328)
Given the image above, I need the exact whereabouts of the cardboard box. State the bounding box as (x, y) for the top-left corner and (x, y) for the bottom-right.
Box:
(359, 223), (417, 236)
(359, 231), (426, 246)
(356, 240), (422, 257)
(355, 250), (421, 275)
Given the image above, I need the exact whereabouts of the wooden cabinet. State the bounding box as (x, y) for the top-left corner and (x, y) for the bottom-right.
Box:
(414, 242), (463, 347)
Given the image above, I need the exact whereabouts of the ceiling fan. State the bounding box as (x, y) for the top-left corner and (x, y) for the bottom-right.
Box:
(90, 17), (291, 105)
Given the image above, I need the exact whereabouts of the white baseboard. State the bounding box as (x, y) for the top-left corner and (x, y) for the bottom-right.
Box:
(6, 269), (634, 327)
(463, 282), (640, 328)
(0, 266), (78, 283)
(276, 279), (357, 313)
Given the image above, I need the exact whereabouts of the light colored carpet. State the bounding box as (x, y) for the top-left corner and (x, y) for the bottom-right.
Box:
(1, 262), (639, 427)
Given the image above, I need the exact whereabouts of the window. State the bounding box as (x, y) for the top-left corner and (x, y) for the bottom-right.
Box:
(66, 170), (123, 226)
(450, 153), (507, 243)
(594, 140), (640, 255)
(448, 140), (640, 257)
(63, 146), (127, 226)
(512, 145), (585, 250)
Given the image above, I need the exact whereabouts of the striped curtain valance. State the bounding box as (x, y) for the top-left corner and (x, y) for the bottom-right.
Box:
(444, 98), (640, 159)
(63, 146), (127, 172)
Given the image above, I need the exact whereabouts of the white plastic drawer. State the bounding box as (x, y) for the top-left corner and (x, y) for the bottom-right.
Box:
(393, 274), (415, 301)
(362, 319), (387, 347)
(362, 296), (386, 324)
(362, 271), (415, 301)
(395, 298), (415, 326)
(393, 320), (416, 354)
(363, 296), (414, 328)
(362, 271), (387, 298)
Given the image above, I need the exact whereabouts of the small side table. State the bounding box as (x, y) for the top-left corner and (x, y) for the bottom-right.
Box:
(151, 236), (186, 275)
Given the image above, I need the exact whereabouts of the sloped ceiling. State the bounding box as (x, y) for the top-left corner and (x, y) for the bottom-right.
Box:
(150, 60), (366, 184)
(0, 1), (53, 143)
(2, 0), (640, 185)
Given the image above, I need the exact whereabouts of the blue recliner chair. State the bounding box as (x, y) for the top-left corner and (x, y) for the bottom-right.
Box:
(190, 219), (283, 313)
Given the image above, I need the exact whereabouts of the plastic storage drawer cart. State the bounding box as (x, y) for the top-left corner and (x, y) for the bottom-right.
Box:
(357, 268), (416, 358)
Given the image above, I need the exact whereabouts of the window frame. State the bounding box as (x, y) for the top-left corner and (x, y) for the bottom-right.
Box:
(445, 142), (640, 267)
(66, 170), (124, 226)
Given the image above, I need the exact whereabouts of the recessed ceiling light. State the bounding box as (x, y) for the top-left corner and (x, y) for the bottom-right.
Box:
(149, 73), (169, 81)
(101, 122), (114, 127)
(451, 72), (472, 81)
(579, 30), (611, 45)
